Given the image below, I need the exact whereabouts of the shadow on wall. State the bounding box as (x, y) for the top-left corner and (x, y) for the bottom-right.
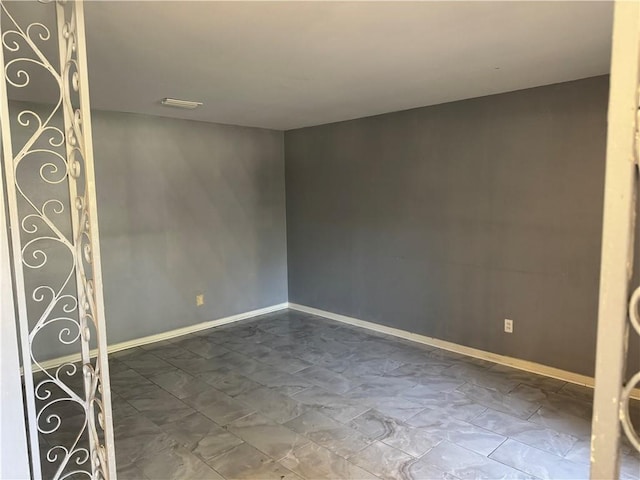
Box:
(284, 75), (628, 378)
(8, 101), (288, 362)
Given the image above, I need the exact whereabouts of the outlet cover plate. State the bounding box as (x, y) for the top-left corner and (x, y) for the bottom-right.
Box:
(504, 318), (513, 333)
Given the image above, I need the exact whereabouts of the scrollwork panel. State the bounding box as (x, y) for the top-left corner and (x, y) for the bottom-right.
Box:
(0, 1), (116, 478)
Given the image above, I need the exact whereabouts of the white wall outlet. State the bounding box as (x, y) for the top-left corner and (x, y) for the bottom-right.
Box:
(196, 294), (204, 306)
(504, 318), (513, 333)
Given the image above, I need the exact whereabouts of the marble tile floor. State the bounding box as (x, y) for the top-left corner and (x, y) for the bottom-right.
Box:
(36, 309), (640, 480)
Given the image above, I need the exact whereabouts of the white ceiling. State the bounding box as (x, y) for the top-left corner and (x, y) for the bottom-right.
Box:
(6, 1), (614, 130)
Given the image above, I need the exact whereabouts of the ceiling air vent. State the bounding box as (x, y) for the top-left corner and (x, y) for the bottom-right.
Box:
(161, 98), (203, 109)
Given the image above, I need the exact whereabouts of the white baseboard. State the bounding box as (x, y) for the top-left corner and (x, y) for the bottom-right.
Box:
(288, 302), (640, 399)
(33, 301), (639, 400)
(32, 303), (288, 373)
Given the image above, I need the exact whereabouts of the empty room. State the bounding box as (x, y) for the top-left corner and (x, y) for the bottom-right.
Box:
(1, 1), (640, 479)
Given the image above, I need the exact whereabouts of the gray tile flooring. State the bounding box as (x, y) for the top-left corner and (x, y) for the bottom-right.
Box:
(39, 309), (640, 479)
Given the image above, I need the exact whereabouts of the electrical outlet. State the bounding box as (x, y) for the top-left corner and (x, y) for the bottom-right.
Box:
(504, 318), (513, 333)
(196, 294), (204, 306)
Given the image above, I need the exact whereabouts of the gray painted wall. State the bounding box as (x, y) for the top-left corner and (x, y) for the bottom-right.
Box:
(95, 111), (288, 346)
(285, 75), (635, 377)
(10, 103), (287, 360)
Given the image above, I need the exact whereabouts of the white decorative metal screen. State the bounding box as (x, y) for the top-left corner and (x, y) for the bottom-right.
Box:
(0, 1), (116, 478)
(591, 1), (640, 479)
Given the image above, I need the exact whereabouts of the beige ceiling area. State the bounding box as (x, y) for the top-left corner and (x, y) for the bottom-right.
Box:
(82, 1), (612, 130)
(5, 1), (614, 130)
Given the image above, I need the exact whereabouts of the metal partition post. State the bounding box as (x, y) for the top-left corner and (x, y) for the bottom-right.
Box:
(591, 2), (640, 479)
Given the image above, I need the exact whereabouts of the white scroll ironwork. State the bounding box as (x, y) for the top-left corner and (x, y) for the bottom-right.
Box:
(0, 1), (116, 478)
(623, 282), (640, 452)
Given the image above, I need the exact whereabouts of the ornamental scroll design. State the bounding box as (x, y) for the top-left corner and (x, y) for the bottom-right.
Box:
(624, 93), (640, 455)
(0, 1), (114, 479)
(624, 286), (640, 452)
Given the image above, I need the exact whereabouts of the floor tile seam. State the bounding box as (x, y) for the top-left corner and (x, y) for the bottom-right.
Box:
(402, 405), (436, 426)
(237, 371), (310, 395)
(134, 369), (202, 409)
(505, 380), (540, 397)
(163, 356), (207, 372)
(526, 407), (593, 438)
(182, 431), (246, 474)
(198, 437), (280, 476)
(124, 361), (180, 379)
(447, 413), (508, 440)
(170, 381), (254, 421)
(543, 427), (584, 456)
(514, 381), (595, 409)
(114, 397), (146, 422)
(289, 363), (313, 375)
(307, 334), (365, 354)
(224, 410), (258, 427)
(536, 379), (569, 394)
(205, 375), (264, 398)
(340, 407), (377, 434)
(454, 380), (474, 396)
(228, 348), (309, 378)
(232, 381), (264, 398)
(454, 385), (541, 419)
(193, 370), (229, 386)
(159, 413), (242, 444)
(221, 343), (263, 357)
(526, 403), (544, 422)
(484, 435), (509, 459)
(121, 433), (179, 462)
(465, 375), (525, 396)
(560, 439), (590, 462)
(123, 346), (180, 364)
(403, 383), (490, 421)
(289, 387), (313, 401)
(134, 404), (197, 428)
(139, 347), (190, 361)
(232, 429), (315, 463)
(292, 426), (365, 461)
(146, 368), (198, 391)
(177, 339), (221, 358)
(544, 393), (595, 414)
(414, 437), (443, 460)
(489, 437), (590, 474)
(232, 382), (309, 412)
(283, 385), (313, 397)
(466, 407), (583, 452)
(121, 394), (169, 419)
(320, 415), (377, 444)
(139, 436), (229, 478)
(456, 378), (538, 403)
(337, 376), (419, 397)
(449, 439), (543, 480)
(348, 440), (431, 480)
(341, 445), (402, 480)
(462, 399), (497, 424)
(405, 412), (511, 451)
(485, 451), (545, 480)
(303, 381), (362, 397)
